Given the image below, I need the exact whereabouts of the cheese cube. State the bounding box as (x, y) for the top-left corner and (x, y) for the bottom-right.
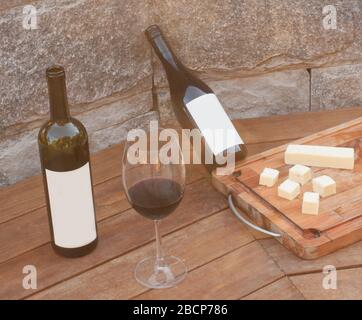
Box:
(312, 175), (336, 197)
(285, 144), (354, 170)
(259, 168), (279, 187)
(302, 192), (319, 215)
(289, 164), (312, 185)
(278, 179), (300, 200)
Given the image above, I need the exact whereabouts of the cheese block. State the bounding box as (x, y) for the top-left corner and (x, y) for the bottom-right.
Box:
(278, 179), (300, 200)
(302, 192), (319, 215)
(289, 164), (312, 185)
(285, 144), (354, 169)
(313, 175), (336, 197)
(259, 168), (279, 187)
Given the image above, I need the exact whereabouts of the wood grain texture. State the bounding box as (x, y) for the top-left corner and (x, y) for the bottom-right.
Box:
(213, 116), (362, 259)
(0, 179), (227, 299)
(29, 209), (255, 299)
(0, 144), (123, 224)
(245, 140), (292, 157)
(0, 175), (128, 264)
(234, 107), (362, 144)
(134, 241), (284, 300)
(242, 277), (305, 300)
(0, 158), (207, 265)
(290, 268), (362, 300)
(260, 238), (362, 275)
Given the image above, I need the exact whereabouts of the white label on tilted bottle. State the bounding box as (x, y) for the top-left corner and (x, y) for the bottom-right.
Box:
(185, 93), (244, 156)
(45, 162), (97, 248)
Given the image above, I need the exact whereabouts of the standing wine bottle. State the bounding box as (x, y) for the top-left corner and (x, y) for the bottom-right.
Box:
(145, 25), (247, 172)
(38, 66), (98, 258)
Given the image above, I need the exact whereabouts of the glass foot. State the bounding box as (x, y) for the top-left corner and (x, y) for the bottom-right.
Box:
(134, 255), (187, 289)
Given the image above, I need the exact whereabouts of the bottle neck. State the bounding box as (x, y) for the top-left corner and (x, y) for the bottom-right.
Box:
(47, 67), (70, 122)
(145, 26), (186, 76)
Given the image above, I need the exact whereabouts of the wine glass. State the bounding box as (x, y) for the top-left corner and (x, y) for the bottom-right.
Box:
(122, 125), (187, 289)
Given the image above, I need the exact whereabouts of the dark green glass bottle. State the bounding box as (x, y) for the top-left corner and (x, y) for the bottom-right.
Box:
(38, 66), (98, 258)
(145, 25), (247, 172)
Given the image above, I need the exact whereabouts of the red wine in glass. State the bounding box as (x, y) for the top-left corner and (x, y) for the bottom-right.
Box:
(128, 178), (183, 220)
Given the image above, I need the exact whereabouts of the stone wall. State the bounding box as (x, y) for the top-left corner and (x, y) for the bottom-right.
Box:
(1, 0), (362, 187)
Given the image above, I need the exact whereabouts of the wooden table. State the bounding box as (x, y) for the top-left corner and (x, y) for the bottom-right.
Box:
(2, 107), (362, 300)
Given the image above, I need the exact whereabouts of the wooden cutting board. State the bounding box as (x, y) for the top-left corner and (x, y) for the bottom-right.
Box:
(212, 117), (362, 259)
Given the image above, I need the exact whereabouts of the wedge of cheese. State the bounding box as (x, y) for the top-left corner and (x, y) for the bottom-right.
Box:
(285, 144), (354, 170)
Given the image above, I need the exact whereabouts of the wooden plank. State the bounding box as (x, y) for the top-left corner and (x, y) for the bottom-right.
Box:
(0, 144), (123, 224)
(0, 179), (227, 299)
(245, 140), (292, 157)
(290, 267), (362, 300)
(0, 175), (131, 264)
(134, 241), (284, 300)
(260, 238), (362, 275)
(242, 277), (305, 300)
(0, 175), (126, 263)
(234, 107), (362, 144)
(0, 176), (45, 224)
(0, 160), (207, 264)
(29, 209), (254, 299)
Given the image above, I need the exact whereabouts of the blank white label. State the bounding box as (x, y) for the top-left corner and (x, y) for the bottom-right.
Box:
(46, 163), (97, 248)
(186, 94), (244, 155)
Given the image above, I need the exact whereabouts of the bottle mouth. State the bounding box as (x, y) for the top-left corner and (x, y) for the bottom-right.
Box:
(145, 24), (162, 39)
(46, 65), (65, 78)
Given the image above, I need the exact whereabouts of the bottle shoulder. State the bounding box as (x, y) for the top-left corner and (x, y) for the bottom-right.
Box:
(168, 68), (213, 104)
(38, 117), (88, 146)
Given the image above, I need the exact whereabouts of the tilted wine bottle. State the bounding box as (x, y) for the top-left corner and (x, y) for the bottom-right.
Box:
(145, 25), (247, 172)
(38, 66), (98, 258)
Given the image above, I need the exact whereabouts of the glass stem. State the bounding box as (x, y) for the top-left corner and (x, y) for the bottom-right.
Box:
(154, 220), (165, 270)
